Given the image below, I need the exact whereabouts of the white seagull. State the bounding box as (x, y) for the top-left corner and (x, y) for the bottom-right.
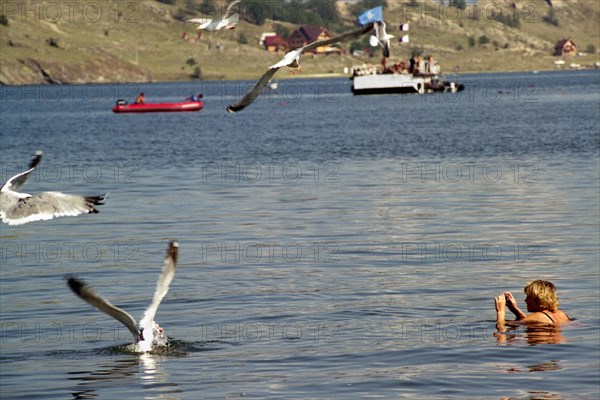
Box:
(184, 0), (240, 32)
(226, 22), (375, 113)
(67, 241), (179, 353)
(0, 151), (107, 225)
(369, 21), (393, 58)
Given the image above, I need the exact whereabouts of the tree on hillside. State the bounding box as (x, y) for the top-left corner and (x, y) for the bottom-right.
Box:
(306, 0), (341, 24)
(201, 0), (216, 15)
(191, 66), (203, 80)
(542, 9), (560, 26)
(241, 0), (340, 27)
(478, 35), (490, 46)
(237, 32), (248, 44)
(585, 44), (596, 54)
(274, 23), (291, 39)
(242, 0), (283, 25)
(489, 9), (521, 28)
(450, 0), (467, 10)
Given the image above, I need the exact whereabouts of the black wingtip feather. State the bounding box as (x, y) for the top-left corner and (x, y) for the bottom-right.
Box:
(167, 240), (179, 264)
(85, 193), (109, 212)
(29, 151), (43, 170)
(66, 275), (87, 298)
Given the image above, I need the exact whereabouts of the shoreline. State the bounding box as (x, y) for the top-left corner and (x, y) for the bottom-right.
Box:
(1, 67), (597, 87)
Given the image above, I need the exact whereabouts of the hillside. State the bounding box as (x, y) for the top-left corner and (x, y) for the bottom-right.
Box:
(0, 0), (598, 85)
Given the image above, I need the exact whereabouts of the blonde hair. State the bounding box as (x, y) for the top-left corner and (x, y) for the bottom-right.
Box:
(524, 280), (559, 311)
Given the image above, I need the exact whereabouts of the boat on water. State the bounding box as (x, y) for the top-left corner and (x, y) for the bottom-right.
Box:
(112, 99), (204, 113)
(351, 57), (464, 95)
(351, 18), (463, 96)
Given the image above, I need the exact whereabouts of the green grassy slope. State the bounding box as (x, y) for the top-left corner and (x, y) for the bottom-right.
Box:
(0, 0), (598, 85)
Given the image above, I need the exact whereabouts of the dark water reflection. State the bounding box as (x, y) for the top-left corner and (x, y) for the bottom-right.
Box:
(495, 323), (570, 346)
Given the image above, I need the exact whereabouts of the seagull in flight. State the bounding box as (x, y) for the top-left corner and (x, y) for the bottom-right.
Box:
(0, 151), (107, 225)
(67, 241), (179, 353)
(370, 21), (393, 58)
(184, 0), (240, 32)
(226, 22), (375, 113)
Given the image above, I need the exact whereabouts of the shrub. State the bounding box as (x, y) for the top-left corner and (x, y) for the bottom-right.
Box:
(489, 10), (521, 28)
(0, 14), (8, 26)
(47, 37), (62, 48)
(191, 66), (202, 80)
(478, 35), (490, 46)
(542, 9), (560, 26)
(186, 57), (197, 66)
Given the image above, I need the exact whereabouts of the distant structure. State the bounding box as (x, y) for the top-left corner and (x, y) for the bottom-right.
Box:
(288, 25), (341, 54)
(554, 38), (577, 56)
(263, 35), (288, 53)
(259, 32), (277, 46)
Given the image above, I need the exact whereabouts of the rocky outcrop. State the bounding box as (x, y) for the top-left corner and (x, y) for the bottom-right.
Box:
(0, 56), (153, 85)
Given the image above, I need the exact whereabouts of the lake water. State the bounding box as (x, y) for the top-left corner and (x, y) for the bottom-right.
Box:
(1, 70), (599, 399)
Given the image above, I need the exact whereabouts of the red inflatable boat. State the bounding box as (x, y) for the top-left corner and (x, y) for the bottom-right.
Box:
(112, 100), (203, 113)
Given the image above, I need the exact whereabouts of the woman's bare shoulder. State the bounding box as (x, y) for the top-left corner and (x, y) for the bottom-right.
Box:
(520, 310), (572, 325)
(554, 310), (572, 324)
(519, 312), (554, 324)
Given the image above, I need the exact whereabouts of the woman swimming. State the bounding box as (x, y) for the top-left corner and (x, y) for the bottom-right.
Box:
(495, 280), (571, 326)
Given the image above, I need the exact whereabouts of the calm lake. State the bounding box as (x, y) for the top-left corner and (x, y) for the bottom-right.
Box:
(1, 70), (599, 399)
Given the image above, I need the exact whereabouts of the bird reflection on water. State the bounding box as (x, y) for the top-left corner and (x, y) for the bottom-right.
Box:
(68, 352), (183, 400)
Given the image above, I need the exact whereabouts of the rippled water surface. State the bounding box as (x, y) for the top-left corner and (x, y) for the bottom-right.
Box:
(1, 70), (599, 399)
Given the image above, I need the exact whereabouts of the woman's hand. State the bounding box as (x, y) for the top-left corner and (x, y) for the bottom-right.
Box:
(495, 294), (507, 326)
(494, 294), (506, 312)
(504, 291), (526, 319)
(504, 292), (518, 310)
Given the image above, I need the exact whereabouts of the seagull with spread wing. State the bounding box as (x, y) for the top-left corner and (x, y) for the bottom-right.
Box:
(227, 22), (375, 113)
(370, 21), (393, 58)
(0, 151), (107, 225)
(184, 0), (240, 32)
(67, 241), (179, 353)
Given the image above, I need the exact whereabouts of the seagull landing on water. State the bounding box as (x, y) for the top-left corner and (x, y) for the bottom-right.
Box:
(0, 151), (107, 225)
(67, 241), (179, 353)
(226, 22), (376, 113)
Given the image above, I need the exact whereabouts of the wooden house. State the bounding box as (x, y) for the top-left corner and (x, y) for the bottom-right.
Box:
(554, 38), (577, 56)
(263, 35), (288, 53)
(259, 32), (276, 46)
(288, 25), (341, 54)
